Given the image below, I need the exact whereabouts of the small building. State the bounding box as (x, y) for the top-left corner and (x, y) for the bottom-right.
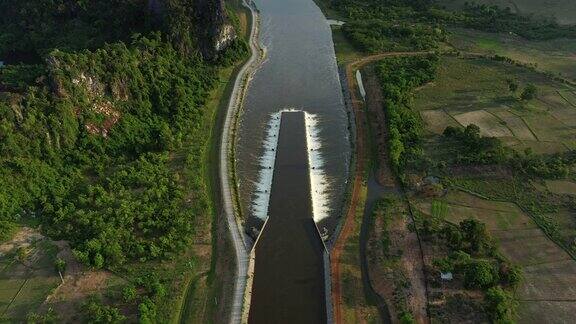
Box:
(440, 272), (453, 281)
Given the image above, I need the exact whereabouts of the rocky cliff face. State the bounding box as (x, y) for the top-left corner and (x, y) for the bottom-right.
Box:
(194, 0), (237, 57)
(148, 0), (237, 58)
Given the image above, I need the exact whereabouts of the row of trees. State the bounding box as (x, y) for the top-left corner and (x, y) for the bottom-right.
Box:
(375, 55), (439, 175)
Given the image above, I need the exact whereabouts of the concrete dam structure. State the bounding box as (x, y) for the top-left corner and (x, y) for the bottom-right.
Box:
(247, 111), (329, 324)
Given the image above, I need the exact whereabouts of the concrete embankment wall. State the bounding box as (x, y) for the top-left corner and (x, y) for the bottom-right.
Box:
(220, 0), (264, 323)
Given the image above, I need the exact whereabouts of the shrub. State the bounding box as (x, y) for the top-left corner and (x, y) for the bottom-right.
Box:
(521, 84), (538, 100)
(399, 311), (416, 324)
(138, 297), (157, 324)
(500, 264), (523, 289)
(54, 258), (66, 274)
(460, 218), (492, 255)
(464, 260), (499, 289)
(122, 284), (137, 303)
(485, 286), (517, 323)
(83, 298), (125, 324)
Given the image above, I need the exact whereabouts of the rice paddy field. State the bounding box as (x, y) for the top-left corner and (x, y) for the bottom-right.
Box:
(414, 190), (576, 323)
(0, 237), (60, 322)
(414, 56), (576, 154)
(438, 0), (576, 25)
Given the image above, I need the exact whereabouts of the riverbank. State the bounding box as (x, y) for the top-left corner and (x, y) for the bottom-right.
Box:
(171, 1), (257, 322)
(219, 0), (265, 322)
(321, 4), (431, 321)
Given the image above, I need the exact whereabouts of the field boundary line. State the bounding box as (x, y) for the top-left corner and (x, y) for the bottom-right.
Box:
(485, 109), (517, 137)
(506, 109), (540, 141)
(442, 199), (520, 213)
(1, 276), (29, 317)
(442, 108), (462, 126)
(518, 299), (576, 302)
(520, 258), (573, 267)
(557, 90), (576, 108)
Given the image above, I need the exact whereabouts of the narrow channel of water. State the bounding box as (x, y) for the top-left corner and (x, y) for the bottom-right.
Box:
(248, 112), (326, 323)
(236, 0), (350, 236)
(237, 0), (349, 321)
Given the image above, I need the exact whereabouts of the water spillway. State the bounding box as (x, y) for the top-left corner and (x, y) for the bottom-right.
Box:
(237, 0), (350, 237)
(248, 111), (326, 323)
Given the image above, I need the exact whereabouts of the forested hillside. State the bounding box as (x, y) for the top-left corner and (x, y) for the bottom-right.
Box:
(0, 0), (247, 321)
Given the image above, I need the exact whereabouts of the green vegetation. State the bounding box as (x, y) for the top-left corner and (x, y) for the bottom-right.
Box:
(520, 83), (537, 100)
(443, 3), (576, 40)
(416, 56), (576, 155)
(414, 203), (521, 321)
(442, 124), (507, 164)
(327, 0), (576, 56)
(84, 298), (126, 324)
(485, 286), (517, 323)
(322, 0), (576, 322)
(375, 55), (439, 174)
(0, 0), (249, 321)
(448, 28), (576, 82)
(342, 20), (444, 53)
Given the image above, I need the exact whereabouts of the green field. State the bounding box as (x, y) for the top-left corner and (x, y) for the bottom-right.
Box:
(414, 56), (576, 154)
(415, 190), (576, 323)
(448, 28), (576, 81)
(438, 0), (576, 25)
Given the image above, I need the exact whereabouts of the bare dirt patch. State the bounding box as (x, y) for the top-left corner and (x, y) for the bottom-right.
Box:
(453, 110), (513, 137)
(492, 109), (536, 140)
(0, 227), (44, 256)
(421, 109), (460, 135)
(43, 270), (112, 323)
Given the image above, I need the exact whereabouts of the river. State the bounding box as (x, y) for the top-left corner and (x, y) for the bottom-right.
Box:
(237, 0), (350, 239)
(236, 0), (350, 322)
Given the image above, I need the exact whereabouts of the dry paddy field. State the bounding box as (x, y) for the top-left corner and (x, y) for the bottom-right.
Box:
(414, 56), (576, 154)
(414, 190), (576, 323)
